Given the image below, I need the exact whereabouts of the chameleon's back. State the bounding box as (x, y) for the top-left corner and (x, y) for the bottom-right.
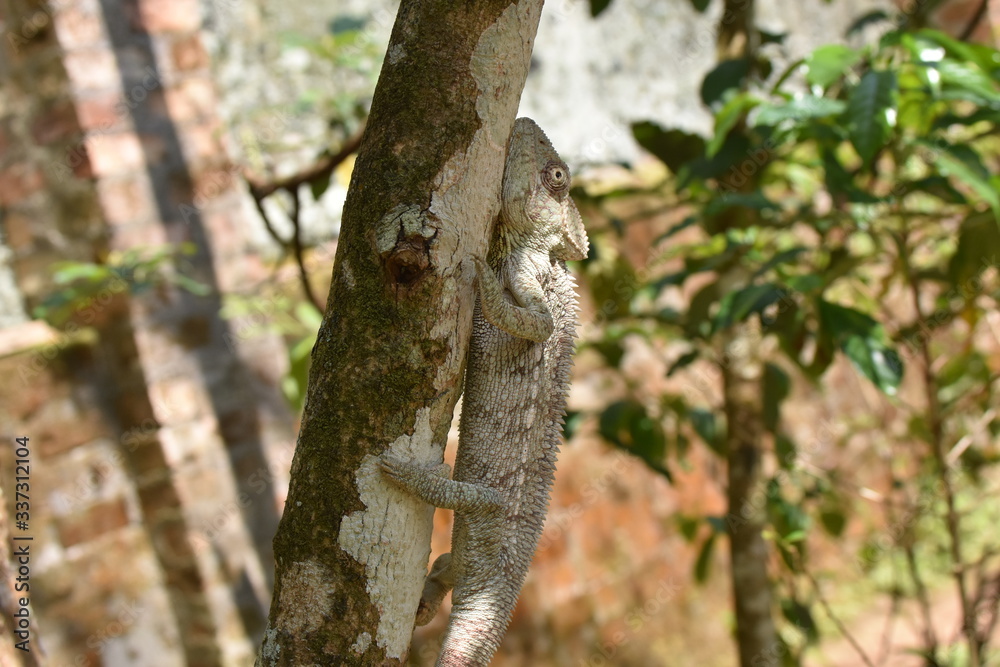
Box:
(410, 117), (587, 667)
(441, 256), (579, 666)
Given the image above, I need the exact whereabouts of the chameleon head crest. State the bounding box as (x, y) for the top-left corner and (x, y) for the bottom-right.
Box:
(502, 118), (589, 262)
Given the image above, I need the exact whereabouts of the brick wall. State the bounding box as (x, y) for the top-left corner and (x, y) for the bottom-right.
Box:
(1, 0), (297, 664)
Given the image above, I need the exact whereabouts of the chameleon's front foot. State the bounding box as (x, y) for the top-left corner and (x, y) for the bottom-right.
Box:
(379, 454), (450, 485)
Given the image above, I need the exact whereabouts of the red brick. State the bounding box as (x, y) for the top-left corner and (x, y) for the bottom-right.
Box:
(170, 33), (207, 71)
(31, 99), (80, 145)
(75, 93), (128, 132)
(0, 164), (44, 206)
(133, 0), (202, 33)
(57, 497), (130, 547)
(163, 78), (215, 122)
(62, 48), (120, 92)
(85, 131), (144, 176)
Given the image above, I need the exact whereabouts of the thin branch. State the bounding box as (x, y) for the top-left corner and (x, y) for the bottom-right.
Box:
(946, 408), (996, 466)
(244, 127), (365, 312)
(288, 187), (324, 313)
(959, 0), (989, 41)
(875, 581), (901, 666)
(895, 227), (980, 667)
(245, 125), (365, 200)
(803, 568), (876, 667)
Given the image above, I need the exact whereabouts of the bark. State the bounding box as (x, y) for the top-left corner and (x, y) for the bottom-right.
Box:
(256, 1), (543, 664)
(722, 329), (778, 667)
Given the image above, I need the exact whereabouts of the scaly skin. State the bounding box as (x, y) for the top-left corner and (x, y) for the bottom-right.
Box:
(381, 117), (588, 666)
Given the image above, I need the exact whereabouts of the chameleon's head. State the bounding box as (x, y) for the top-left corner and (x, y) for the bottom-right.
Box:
(501, 118), (589, 262)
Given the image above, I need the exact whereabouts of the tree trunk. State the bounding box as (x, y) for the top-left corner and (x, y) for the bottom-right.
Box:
(722, 328), (778, 667)
(256, 1), (543, 664)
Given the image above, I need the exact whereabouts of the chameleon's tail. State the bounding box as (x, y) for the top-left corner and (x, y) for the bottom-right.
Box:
(435, 597), (516, 667)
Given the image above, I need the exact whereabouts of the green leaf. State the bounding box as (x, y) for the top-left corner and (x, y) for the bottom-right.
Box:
(656, 216), (698, 244)
(912, 29), (1000, 77)
(677, 515), (700, 541)
(52, 262), (112, 284)
(947, 212), (1000, 288)
(592, 340), (626, 367)
(752, 96), (847, 127)
(752, 247), (807, 280)
(294, 301), (324, 330)
(704, 191), (779, 217)
(817, 299), (904, 394)
(172, 273), (211, 296)
(688, 0), (711, 12)
(805, 44), (862, 88)
(309, 172), (332, 200)
(694, 533), (716, 584)
(706, 516), (728, 533)
(563, 410), (584, 440)
(689, 408), (724, 455)
(598, 400), (671, 479)
(631, 122), (706, 175)
(821, 150), (880, 204)
(685, 281), (723, 339)
(935, 59), (1000, 105)
(846, 70), (896, 168)
(781, 598), (819, 642)
(919, 141), (1000, 223)
(762, 363), (790, 433)
(667, 349), (700, 377)
(701, 58), (751, 109)
(775, 433), (797, 469)
(714, 283), (787, 330)
(819, 504), (847, 537)
(708, 93), (759, 157)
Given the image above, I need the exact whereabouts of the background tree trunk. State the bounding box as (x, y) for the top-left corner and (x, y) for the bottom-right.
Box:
(722, 328), (778, 667)
(256, 1), (544, 664)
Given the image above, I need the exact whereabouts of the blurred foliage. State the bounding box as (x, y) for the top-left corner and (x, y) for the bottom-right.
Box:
(33, 243), (209, 327)
(578, 15), (1000, 665)
(221, 293), (322, 413)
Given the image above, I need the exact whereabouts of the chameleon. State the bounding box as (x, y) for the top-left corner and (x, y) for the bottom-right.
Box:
(379, 117), (588, 666)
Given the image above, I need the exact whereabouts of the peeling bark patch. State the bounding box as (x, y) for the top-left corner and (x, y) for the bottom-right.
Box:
(274, 561), (332, 637)
(350, 632), (373, 654)
(376, 204), (438, 286)
(257, 626), (281, 664)
(339, 407), (439, 658)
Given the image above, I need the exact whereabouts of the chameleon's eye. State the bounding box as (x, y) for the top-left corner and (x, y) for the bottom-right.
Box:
(542, 161), (569, 193)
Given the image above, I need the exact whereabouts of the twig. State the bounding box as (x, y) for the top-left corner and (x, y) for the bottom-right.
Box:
(946, 408), (997, 466)
(245, 125), (365, 200)
(244, 126), (365, 312)
(959, 0), (989, 41)
(287, 187), (323, 312)
(803, 568), (876, 667)
(895, 227), (980, 667)
(875, 582), (901, 666)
